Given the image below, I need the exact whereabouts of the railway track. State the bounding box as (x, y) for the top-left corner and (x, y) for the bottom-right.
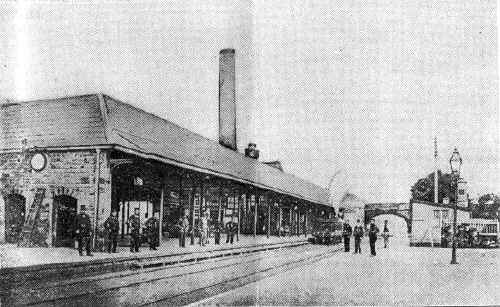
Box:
(148, 245), (343, 306)
(2, 244), (341, 306)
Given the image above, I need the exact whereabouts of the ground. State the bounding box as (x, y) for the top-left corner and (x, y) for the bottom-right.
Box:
(192, 236), (500, 306)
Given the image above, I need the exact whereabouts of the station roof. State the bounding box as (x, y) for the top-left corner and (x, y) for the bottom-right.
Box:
(0, 94), (331, 206)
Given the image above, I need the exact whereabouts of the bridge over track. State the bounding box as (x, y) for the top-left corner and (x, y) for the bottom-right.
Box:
(364, 202), (412, 233)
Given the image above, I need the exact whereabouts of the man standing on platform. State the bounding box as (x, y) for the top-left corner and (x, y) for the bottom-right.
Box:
(353, 219), (364, 254)
(75, 205), (93, 256)
(145, 212), (160, 250)
(368, 219), (379, 256)
(177, 214), (189, 248)
(382, 219), (390, 248)
(213, 221), (221, 245)
(127, 208), (141, 253)
(225, 220), (236, 244)
(342, 219), (352, 252)
(200, 212), (209, 246)
(104, 210), (119, 253)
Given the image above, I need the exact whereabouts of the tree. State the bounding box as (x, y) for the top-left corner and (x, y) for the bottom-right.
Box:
(471, 194), (500, 219)
(411, 170), (456, 203)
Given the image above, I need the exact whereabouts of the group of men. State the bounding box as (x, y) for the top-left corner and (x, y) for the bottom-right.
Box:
(342, 218), (390, 256)
(176, 212), (238, 248)
(74, 206), (160, 256)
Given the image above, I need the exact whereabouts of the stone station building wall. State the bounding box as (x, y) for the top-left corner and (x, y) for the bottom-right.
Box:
(0, 149), (111, 246)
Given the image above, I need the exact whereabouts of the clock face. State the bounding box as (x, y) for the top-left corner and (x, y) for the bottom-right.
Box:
(30, 153), (47, 172)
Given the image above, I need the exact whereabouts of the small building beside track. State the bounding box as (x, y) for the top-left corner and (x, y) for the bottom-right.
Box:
(410, 199), (499, 247)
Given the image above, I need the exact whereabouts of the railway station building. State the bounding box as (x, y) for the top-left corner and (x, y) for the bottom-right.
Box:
(0, 93), (335, 248)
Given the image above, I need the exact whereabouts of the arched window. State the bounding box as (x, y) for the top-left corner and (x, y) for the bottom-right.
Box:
(3, 194), (26, 243)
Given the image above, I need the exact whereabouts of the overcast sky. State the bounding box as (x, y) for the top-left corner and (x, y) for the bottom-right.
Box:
(0, 1), (498, 202)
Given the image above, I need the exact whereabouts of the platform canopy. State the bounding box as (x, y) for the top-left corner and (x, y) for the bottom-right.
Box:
(0, 94), (331, 206)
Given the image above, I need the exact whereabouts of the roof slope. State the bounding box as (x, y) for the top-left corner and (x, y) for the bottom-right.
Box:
(0, 95), (106, 149)
(0, 94), (330, 205)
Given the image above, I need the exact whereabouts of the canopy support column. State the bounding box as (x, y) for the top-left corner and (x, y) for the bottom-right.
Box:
(159, 185), (164, 246)
(278, 205), (282, 237)
(254, 193), (258, 238)
(304, 208), (308, 237)
(295, 209), (298, 236)
(93, 148), (101, 250)
(267, 199), (271, 239)
(237, 191), (241, 241)
(190, 177), (196, 245)
(218, 186), (222, 224)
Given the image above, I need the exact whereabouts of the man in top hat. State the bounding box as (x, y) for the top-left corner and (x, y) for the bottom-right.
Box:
(104, 210), (120, 253)
(127, 208), (141, 252)
(75, 205), (93, 256)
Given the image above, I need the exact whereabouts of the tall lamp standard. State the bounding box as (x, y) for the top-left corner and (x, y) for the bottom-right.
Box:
(449, 148), (462, 264)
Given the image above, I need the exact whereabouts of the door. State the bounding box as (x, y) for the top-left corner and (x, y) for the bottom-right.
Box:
(4, 194), (26, 243)
(53, 195), (77, 247)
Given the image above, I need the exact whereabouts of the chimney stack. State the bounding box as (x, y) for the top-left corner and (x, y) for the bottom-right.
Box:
(218, 49), (237, 151)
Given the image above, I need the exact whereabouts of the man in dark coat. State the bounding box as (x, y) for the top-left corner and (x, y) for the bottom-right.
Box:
(353, 219), (364, 254)
(177, 214), (189, 248)
(225, 221), (236, 244)
(213, 221), (221, 245)
(368, 219), (379, 256)
(127, 208), (141, 252)
(75, 205), (93, 256)
(342, 219), (353, 252)
(145, 212), (160, 250)
(104, 210), (120, 253)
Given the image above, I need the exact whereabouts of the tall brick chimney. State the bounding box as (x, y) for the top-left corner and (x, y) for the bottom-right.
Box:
(218, 49), (237, 151)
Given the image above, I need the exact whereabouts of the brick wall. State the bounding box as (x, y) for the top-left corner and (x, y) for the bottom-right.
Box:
(0, 149), (111, 246)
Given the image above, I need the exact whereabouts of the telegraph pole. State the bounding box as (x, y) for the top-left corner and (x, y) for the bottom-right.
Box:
(434, 137), (439, 204)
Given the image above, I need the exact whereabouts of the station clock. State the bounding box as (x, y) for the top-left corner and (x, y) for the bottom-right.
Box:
(30, 152), (47, 172)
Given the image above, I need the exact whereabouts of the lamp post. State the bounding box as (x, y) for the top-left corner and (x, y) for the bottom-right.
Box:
(449, 148), (462, 265)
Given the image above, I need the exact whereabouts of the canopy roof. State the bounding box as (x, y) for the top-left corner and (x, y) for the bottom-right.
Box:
(0, 94), (331, 206)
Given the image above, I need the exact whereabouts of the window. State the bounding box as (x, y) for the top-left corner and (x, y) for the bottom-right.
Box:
(458, 189), (465, 195)
(434, 210), (449, 219)
(483, 224), (498, 234)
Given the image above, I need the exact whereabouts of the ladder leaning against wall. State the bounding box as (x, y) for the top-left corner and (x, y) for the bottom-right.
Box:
(17, 188), (46, 247)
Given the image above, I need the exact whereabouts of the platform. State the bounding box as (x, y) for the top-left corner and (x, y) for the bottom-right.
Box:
(0, 234), (308, 268)
(0, 234), (311, 290)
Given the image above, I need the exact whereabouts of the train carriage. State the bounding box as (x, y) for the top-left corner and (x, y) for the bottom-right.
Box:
(310, 217), (343, 245)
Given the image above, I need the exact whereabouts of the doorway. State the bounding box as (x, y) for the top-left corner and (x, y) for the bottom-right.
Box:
(53, 195), (78, 247)
(4, 194), (26, 243)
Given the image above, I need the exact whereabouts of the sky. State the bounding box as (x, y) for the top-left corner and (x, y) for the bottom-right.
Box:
(0, 1), (498, 202)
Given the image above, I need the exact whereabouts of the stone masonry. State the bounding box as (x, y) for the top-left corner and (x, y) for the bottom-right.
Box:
(0, 149), (111, 246)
